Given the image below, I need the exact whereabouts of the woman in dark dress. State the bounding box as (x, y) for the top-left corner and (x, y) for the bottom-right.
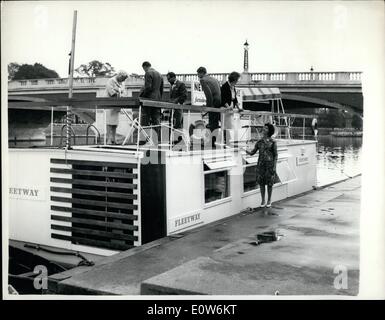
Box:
(246, 123), (278, 208)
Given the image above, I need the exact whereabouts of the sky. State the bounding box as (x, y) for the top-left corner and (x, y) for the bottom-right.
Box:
(1, 0), (384, 77)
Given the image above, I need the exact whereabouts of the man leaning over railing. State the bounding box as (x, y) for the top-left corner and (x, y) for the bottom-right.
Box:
(197, 66), (222, 148)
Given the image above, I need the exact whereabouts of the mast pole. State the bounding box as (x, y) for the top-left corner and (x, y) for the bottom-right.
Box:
(66, 10), (77, 150)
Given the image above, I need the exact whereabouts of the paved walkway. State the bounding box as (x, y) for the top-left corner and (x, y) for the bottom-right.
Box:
(49, 176), (361, 296)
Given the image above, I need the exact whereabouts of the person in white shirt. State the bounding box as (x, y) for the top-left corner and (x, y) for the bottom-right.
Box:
(311, 117), (318, 137)
(105, 70), (128, 144)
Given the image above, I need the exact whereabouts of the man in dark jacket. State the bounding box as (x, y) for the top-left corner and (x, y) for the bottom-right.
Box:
(197, 66), (221, 130)
(167, 72), (188, 129)
(197, 66), (222, 147)
(221, 71), (242, 144)
(139, 61), (163, 142)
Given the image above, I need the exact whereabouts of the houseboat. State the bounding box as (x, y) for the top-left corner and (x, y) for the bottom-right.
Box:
(7, 85), (317, 269)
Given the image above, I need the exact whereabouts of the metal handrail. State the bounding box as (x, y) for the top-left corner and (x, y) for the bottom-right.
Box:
(86, 124), (101, 145)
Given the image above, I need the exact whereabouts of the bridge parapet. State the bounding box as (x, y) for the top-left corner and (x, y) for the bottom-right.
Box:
(7, 75), (144, 91)
(176, 71), (362, 84)
(8, 71), (362, 91)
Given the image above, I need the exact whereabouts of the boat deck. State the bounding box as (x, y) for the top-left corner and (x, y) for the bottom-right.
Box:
(48, 175), (360, 295)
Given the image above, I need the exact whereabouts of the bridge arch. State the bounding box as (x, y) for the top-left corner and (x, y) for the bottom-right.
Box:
(281, 93), (363, 116)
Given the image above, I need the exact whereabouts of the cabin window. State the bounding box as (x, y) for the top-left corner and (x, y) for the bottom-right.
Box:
(242, 155), (259, 192)
(242, 155), (296, 190)
(275, 160), (296, 184)
(204, 170), (229, 203)
(203, 156), (234, 203)
(203, 155), (235, 170)
(243, 165), (259, 192)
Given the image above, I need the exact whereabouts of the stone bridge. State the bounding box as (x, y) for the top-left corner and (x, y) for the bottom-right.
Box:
(8, 71), (363, 115)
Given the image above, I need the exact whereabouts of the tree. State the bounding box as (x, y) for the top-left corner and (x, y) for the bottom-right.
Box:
(351, 114), (363, 129)
(75, 60), (115, 77)
(8, 62), (20, 80)
(12, 63), (59, 80)
(318, 109), (346, 128)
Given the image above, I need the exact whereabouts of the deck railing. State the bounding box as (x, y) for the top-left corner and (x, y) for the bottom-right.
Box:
(8, 71), (362, 90)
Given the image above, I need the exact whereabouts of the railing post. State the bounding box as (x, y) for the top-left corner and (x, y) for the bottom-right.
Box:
(104, 110), (107, 145)
(50, 107), (54, 146)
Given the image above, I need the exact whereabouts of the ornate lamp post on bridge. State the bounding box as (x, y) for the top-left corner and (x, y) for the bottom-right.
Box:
(239, 40), (251, 84)
(243, 40), (249, 73)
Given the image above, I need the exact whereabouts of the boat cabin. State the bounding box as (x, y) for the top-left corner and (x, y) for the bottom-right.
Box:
(8, 87), (317, 257)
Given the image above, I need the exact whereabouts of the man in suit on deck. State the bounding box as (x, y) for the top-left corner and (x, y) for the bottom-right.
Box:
(167, 72), (188, 129)
(139, 61), (164, 142)
(197, 66), (222, 147)
(221, 71), (242, 144)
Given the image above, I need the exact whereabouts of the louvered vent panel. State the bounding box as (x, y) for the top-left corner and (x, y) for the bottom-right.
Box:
(50, 158), (140, 251)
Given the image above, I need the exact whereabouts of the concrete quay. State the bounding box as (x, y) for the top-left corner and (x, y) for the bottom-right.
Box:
(48, 176), (361, 296)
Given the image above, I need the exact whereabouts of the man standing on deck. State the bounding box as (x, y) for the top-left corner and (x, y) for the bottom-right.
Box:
(167, 72), (188, 130)
(139, 61), (164, 144)
(197, 66), (222, 147)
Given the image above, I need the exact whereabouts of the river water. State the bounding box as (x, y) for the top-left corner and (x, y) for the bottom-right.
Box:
(316, 135), (362, 187)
